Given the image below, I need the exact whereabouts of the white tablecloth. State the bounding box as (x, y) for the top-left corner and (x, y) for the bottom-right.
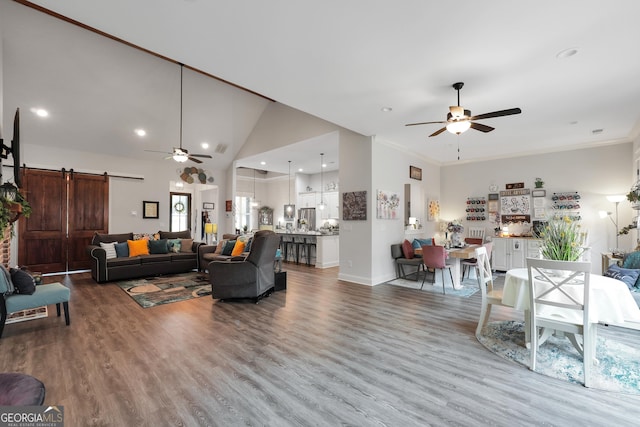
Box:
(503, 268), (640, 326)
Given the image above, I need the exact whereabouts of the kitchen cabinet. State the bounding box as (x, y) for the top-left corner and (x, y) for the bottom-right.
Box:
(492, 237), (524, 271)
(320, 191), (339, 219)
(298, 192), (317, 208)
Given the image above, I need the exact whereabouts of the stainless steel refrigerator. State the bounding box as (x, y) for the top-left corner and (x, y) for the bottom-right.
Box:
(298, 208), (316, 230)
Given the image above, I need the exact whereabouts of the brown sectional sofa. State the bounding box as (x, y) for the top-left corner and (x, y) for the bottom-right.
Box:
(197, 234), (246, 271)
(87, 230), (203, 283)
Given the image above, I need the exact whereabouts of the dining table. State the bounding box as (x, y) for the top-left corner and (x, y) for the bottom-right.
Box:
(503, 268), (640, 346)
(415, 244), (480, 290)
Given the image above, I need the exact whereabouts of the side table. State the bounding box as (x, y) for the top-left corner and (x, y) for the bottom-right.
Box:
(601, 252), (621, 274)
(275, 271), (287, 291)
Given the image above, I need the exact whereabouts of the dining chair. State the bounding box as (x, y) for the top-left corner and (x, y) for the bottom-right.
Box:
(474, 246), (506, 338)
(467, 227), (485, 241)
(526, 258), (595, 387)
(462, 242), (493, 280)
(420, 245), (453, 294)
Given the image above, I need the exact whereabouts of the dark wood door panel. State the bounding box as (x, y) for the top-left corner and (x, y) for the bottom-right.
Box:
(18, 169), (109, 273)
(19, 170), (67, 273)
(20, 236), (66, 273)
(68, 173), (108, 270)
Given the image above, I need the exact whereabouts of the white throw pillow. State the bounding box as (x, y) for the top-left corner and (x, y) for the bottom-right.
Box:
(100, 242), (117, 259)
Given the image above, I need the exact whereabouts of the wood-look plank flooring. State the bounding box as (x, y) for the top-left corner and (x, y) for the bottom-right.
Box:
(1, 264), (639, 426)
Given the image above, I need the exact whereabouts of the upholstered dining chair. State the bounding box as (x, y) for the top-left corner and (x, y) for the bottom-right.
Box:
(526, 258), (595, 387)
(420, 245), (453, 294)
(462, 242), (493, 279)
(474, 246), (506, 338)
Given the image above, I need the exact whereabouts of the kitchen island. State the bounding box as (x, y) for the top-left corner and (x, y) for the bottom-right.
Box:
(276, 231), (339, 268)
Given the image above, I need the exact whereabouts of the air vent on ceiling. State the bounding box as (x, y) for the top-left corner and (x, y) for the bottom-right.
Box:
(214, 143), (228, 154)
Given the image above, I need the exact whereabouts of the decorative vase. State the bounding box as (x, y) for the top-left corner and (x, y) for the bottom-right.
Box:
(451, 232), (463, 248)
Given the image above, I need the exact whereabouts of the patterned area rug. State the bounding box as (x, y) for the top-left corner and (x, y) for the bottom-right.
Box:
(386, 274), (480, 297)
(116, 272), (211, 308)
(478, 320), (640, 394)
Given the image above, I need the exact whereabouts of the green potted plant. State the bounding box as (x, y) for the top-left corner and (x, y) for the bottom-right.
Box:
(0, 183), (31, 236)
(626, 188), (640, 209)
(534, 177), (544, 188)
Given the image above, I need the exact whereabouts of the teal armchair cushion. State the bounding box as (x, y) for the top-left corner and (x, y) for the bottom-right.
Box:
(0, 265), (13, 295)
(622, 251), (640, 287)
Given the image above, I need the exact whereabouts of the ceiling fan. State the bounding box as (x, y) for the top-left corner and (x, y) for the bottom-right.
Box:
(146, 64), (212, 164)
(405, 82), (522, 137)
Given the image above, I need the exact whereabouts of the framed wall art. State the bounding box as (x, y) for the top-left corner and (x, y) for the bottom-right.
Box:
(143, 201), (159, 219)
(409, 166), (422, 181)
(342, 191), (367, 220)
(376, 189), (400, 219)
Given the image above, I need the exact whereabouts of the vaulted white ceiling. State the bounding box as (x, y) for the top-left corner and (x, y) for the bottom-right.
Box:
(2, 0), (640, 175)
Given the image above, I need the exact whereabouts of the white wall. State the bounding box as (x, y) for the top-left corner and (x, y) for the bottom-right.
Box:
(441, 142), (634, 273)
(21, 143), (227, 236)
(369, 138), (441, 285)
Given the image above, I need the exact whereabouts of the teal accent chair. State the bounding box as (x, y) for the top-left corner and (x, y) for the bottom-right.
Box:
(0, 270), (70, 338)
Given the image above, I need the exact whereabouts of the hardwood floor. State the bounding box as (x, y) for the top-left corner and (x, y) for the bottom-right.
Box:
(1, 264), (639, 426)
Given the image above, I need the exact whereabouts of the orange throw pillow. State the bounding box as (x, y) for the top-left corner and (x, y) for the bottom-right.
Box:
(231, 240), (246, 256)
(127, 239), (149, 257)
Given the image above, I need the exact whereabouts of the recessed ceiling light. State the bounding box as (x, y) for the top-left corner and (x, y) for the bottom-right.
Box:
(134, 129), (146, 137)
(556, 47), (578, 59)
(381, 107), (393, 112)
(260, 161), (266, 165)
(201, 142), (209, 149)
(30, 108), (48, 117)
(298, 168), (303, 172)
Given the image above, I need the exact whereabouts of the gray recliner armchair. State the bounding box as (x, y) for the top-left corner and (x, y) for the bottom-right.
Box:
(209, 230), (280, 302)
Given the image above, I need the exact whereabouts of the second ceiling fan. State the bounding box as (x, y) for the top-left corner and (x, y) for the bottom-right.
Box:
(406, 82), (521, 137)
(147, 64), (212, 164)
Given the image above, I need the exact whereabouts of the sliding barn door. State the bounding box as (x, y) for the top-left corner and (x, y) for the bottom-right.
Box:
(68, 173), (109, 271)
(18, 170), (68, 273)
(18, 169), (109, 273)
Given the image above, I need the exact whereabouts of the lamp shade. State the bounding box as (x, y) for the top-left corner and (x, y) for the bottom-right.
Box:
(446, 120), (471, 135)
(204, 223), (214, 234)
(606, 195), (626, 203)
(212, 223), (218, 234)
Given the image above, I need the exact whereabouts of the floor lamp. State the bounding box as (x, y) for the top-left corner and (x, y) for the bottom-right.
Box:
(601, 195), (626, 251)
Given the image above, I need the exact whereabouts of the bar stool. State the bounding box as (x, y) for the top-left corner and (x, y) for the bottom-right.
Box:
(281, 235), (295, 263)
(304, 236), (317, 266)
(293, 236), (306, 264)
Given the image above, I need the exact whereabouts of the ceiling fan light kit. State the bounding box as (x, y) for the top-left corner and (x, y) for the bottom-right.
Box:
(405, 81), (521, 139)
(172, 151), (189, 163)
(446, 120), (471, 135)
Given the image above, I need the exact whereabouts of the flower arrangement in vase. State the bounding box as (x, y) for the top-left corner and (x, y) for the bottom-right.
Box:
(539, 215), (587, 261)
(447, 220), (465, 248)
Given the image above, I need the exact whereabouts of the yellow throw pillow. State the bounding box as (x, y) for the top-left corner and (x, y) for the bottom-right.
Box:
(127, 239), (149, 257)
(231, 240), (246, 256)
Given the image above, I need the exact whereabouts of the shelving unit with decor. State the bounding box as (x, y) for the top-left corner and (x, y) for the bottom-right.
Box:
(465, 197), (486, 221)
(551, 191), (581, 221)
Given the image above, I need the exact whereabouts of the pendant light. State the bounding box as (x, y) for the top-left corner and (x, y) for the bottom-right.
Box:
(285, 160), (294, 216)
(318, 153), (326, 210)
